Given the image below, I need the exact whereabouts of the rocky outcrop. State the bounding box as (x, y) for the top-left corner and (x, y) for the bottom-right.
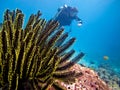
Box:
(53, 64), (111, 90)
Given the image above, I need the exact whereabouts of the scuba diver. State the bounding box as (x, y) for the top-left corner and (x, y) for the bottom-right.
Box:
(53, 4), (82, 29)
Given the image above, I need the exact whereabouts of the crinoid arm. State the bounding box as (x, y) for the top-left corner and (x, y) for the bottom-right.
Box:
(0, 9), (84, 90)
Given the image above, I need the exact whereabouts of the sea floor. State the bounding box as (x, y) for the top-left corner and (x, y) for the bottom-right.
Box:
(87, 63), (120, 90)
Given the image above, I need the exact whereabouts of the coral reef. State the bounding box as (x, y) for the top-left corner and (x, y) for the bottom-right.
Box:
(0, 9), (84, 90)
(97, 67), (120, 90)
(87, 63), (120, 90)
(50, 64), (111, 90)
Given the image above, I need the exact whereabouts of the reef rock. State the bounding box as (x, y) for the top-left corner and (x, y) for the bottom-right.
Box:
(50, 64), (111, 90)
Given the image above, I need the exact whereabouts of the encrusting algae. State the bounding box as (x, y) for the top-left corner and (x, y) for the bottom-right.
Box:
(0, 9), (84, 90)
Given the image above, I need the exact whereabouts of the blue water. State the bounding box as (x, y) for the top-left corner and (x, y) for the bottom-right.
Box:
(0, 0), (120, 75)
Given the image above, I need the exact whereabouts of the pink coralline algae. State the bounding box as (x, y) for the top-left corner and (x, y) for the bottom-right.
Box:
(51, 64), (111, 90)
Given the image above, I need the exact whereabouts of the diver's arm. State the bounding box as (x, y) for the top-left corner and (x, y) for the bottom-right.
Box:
(74, 16), (81, 21)
(74, 16), (82, 26)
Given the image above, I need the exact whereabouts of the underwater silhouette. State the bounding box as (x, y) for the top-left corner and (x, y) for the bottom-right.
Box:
(53, 4), (82, 28)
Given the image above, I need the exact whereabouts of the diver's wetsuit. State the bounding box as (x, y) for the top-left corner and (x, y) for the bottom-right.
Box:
(54, 5), (82, 27)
